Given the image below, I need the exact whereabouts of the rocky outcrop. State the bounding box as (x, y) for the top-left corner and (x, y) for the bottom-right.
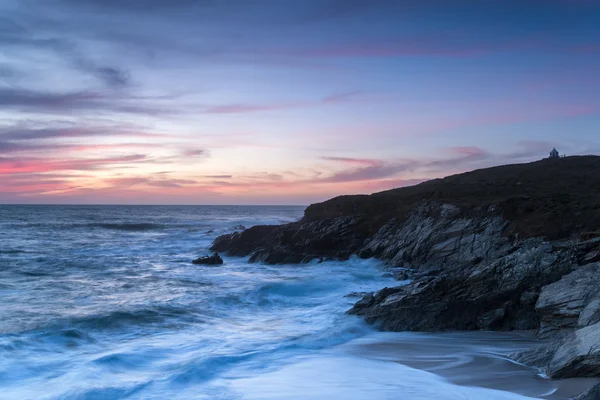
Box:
(210, 156), (600, 398)
(349, 235), (574, 331)
(535, 263), (600, 337)
(511, 262), (600, 379)
(211, 216), (371, 264)
(192, 252), (224, 265)
(357, 204), (509, 268)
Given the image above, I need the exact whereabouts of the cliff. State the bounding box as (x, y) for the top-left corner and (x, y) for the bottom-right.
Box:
(210, 155), (600, 390)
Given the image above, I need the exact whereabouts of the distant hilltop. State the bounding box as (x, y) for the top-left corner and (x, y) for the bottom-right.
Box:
(304, 155), (600, 240)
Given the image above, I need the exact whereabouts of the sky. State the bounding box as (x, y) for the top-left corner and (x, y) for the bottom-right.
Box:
(1, 0), (599, 205)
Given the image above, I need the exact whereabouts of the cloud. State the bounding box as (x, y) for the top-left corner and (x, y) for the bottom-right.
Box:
(181, 149), (207, 157)
(320, 156), (380, 166)
(148, 178), (197, 188)
(73, 61), (131, 89)
(105, 177), (149, 187)
(0, 154), (152, 174)
(321, 91), (362, 104)
(0, 88), (170, 115)
(322, 161), (408, 183)
(0, 16), (131, 89)
(105, 175), (198, 189)
(0, 124), (168, 141)
(203, 103), (299, 114)
(319, 147), (491, 184)
(0, 140), (161, 154)
(202, 93), (366, 115)
(288, 42), (491, 59)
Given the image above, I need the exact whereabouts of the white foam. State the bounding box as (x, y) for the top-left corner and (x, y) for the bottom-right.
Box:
(230, 355), (536, 400)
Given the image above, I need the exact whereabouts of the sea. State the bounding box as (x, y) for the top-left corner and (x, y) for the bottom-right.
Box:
(0, 205), (594, 400)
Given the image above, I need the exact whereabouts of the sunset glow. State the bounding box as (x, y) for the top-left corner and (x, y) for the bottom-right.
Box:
(1, 0), (599, 204)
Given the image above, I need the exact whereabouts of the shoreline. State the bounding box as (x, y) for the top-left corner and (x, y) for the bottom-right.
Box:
(340, 331), (599, 399)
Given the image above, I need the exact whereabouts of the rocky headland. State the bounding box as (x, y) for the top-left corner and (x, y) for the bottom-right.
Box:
(211, 156), (600, 398)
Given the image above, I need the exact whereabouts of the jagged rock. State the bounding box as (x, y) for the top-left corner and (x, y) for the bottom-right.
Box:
(392, 268), (412, 281)
(211, 225), (280, 257)
(349, 237), (572, 332)
(514, 321), (600, 379)
(211, 216), (369, 264)
(358, 205), (511, 271)
(353, 293), (374, 309)
(535, 263), (600, 337)
(192, 252), (223, 265)
(547, 322), (600, 378)
(513, 263), (600, 379)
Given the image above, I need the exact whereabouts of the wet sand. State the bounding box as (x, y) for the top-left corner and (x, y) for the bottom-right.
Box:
(340, 331), (599, 399)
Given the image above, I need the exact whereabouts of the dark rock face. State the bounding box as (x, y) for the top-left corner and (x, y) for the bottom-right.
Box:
(536, 263), (600, 337)
(211, 216), (370, 264)
(511, 262), (600, 379)
(192, 252), (223, 265)
(349, 237), (573, 332)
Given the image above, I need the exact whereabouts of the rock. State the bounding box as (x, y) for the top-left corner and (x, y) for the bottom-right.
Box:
(211, 225), (280, 257)
(476, 308), (506, 330)
(192, 252), (223, 265)
(575, 382), (600, 400)
(392, 268), (412, 281)
(547, 322), (600, 378)
(358, 205), (511, 271)
(535, 263), (600, 337)
(353, 293), (374, 309)
(349, 239), (572, 332)
(211, 216), (370, 264)
(344, 292), (369, 298)
(513, 321), (600, 379)
(582, 249), (600, 264)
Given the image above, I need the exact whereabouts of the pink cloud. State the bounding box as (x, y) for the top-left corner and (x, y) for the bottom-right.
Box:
(320, 156), (380, 166)
(0, 154), (151, 174)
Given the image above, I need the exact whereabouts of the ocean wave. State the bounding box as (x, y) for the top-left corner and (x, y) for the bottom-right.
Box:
(86, 222), (168, 231)
(74, 308), (200, 330)
(20, 306), (207, 335)
(0, 249), (27, 254)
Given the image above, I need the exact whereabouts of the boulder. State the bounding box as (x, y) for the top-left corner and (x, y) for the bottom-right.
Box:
(192, 252), (223, 265)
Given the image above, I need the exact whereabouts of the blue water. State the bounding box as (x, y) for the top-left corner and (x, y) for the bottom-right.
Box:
(0, 206), (576, 399)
